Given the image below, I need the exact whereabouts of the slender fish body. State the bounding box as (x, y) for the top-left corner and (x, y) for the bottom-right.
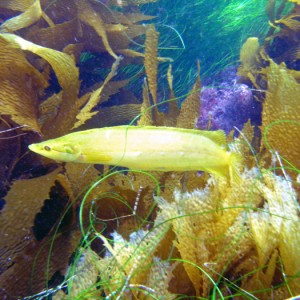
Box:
(29, 126), (242, 183)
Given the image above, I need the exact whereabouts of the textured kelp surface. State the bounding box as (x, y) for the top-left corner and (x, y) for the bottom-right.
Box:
(0, 0), (300, 299)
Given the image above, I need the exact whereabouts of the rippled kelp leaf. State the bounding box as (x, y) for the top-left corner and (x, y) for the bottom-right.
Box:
(138, 79), (153, 126)
(275, 13), (300, 31)
(97, 218), (171, 299)
(53, 248), (100, 300)
(0, 167), (82, 298)
(249, 172), (300, 298)
(0, 0), (33, 10)
(83, 104), (142, 128)
(144, 24), (170, 126)
(25, 18), (81, 51)
(238, 119), (257, 169)
(92, 1), (156, 25)
(76, 0), (118, 59)
(0, 33), (80, 137)
(0, 0), (42, 32)
(176, 61), (201, 129)
(144, 24), (158, 105)
(121, 12), (156, 24)
(0, 36), (47, 132)
(73, 56), (122, 129)
(261, 60), (300, 171)
(238, 37), (260, 84)
(107, 24), (147, 51)
(118, 48), (172, 62)
(38, 92), (62, 127)
(154, 165), (300, 299)
(0, 168), (61, 276)
(163, 64), (179, 127)
(156, 168), (263, 297)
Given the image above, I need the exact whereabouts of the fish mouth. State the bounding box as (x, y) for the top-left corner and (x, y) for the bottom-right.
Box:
(28, 143), (38, 153)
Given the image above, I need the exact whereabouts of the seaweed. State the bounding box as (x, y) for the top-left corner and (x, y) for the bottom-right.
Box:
(0, 1), (299, 299)
(238, 0), (300, 175)
(141, 0), (270, 97)
(0, 0), (171, 297)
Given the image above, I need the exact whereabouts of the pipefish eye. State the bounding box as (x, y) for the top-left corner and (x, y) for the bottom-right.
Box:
(44, 145), (51, 151)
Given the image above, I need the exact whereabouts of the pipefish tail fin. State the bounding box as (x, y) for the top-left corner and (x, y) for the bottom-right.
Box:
(229, 151), (243, 184)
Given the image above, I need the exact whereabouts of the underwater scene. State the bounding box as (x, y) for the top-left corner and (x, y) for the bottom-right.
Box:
(0, 0), (299, 299)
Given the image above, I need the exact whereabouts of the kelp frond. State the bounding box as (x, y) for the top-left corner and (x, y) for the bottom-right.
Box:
(1, 1), (300, 299)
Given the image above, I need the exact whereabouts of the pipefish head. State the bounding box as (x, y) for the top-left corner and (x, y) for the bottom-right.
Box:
(29, 138), (81, 162)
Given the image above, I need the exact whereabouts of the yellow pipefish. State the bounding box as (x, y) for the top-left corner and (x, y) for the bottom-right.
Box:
(28, 126), (242, 182)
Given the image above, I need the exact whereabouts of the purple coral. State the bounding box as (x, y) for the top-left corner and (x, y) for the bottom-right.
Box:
(197, 66), (261, 134)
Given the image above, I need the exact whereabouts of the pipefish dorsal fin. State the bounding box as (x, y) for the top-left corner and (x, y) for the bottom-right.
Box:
(194, 129), (227, 146)
(130, 126), (227, 146)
